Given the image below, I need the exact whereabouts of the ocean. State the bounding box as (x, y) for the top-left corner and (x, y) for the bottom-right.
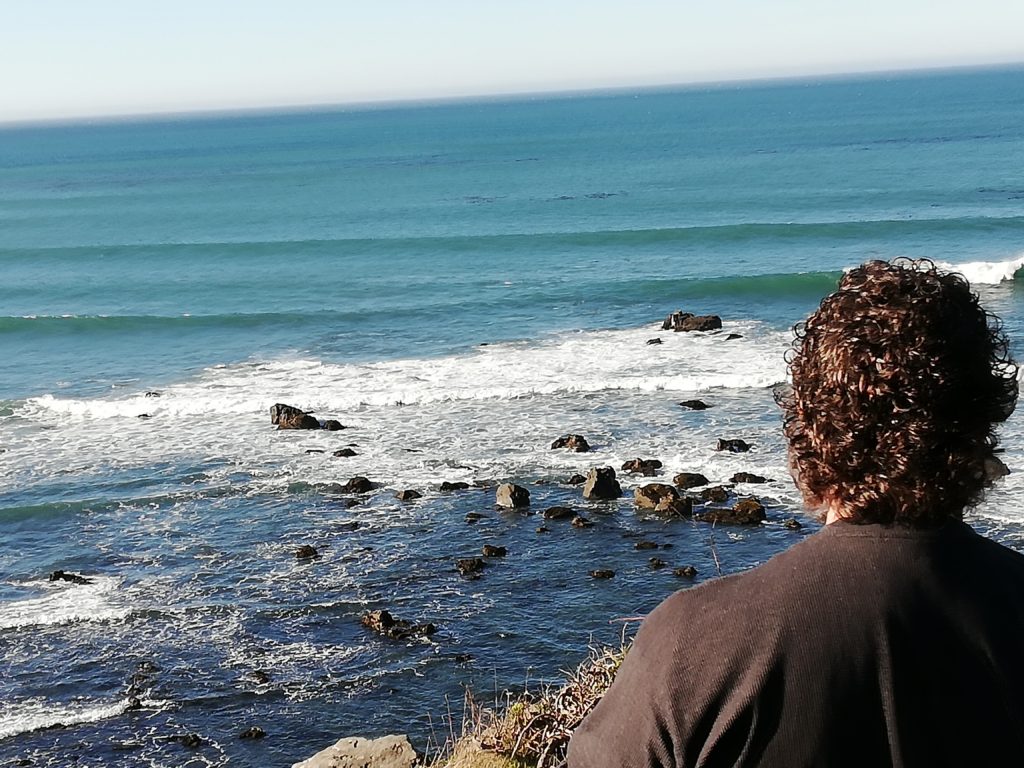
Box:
(2, 65), (1024, 766)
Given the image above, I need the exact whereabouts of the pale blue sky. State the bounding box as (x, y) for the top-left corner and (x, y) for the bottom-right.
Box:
(2, 0), (1023, 122)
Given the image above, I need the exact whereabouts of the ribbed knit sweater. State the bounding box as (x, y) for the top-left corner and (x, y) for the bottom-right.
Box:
(566, 520), (1024, 767)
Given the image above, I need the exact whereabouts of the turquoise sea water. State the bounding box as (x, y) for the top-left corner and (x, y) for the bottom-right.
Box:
(2, 66), (1024, 766)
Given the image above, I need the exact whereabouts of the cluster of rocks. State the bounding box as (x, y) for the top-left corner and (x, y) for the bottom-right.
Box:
(360, 610), (436, 640)
(661, 310), (723, 333)
(49, 570), (92, 585)
(271, 403), (345, 431)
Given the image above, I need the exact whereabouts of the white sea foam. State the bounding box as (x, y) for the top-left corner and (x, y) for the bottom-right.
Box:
(0, 576), (128, 631)
(935, 256), (1024, 285)
(0, 696), (140, 740)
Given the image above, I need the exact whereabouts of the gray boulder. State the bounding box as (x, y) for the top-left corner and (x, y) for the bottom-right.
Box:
(291, 734), (417, 768)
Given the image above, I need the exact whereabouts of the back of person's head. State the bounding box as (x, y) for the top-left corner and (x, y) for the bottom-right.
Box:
(781, 259), (1018, 526)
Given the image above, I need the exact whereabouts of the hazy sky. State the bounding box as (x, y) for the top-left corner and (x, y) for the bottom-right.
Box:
(3, 0), (1023, 122)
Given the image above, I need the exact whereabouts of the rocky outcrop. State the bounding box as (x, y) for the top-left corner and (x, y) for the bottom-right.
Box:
(697, 497), (766, 525)
(674, 565), (698, 578)
(360, 610), (436, 640)
(543, 506), (575, 520)
(333, 448), (358, 457)
(457, 557), (487, 578)
(634, 483), (678, 509)
(621, 458), (662, 476)
(395, 490), (421, 501)
(582, 467), (622, 500)
(716, 438), (751, 453)
(322, 419), (346, 431)
(700, 486), (730, 503)
(482, 544), (507, 557)
(295, 545), (319, 560)
(496, 483), (530, 508)
(566, 474), (587, 485)
(731, 472), (768, 484)
(673, 472), (709, 489)
(646, 337), (663, 345)
(572, 515), (593, 528)
(589, 569), (615, 579)
(271, 403), (320, 430)
(679, 399), (711, 410)
(292, 734), (417, 768)
(662, 311), (723, 332)
(440, 481), (471, 492)
(551, 434), (591, 452)
(239, 726), (266, 739)
(654, 497), (693, 518)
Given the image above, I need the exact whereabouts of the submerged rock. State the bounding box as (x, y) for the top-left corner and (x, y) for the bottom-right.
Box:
(360, 610), (436, 640)
(395, 490), (421, 501)
(295, 545), (319, 560)
(784, 518), (803, 530)
(716, 438), (752, 453)
(572, 515), (594, 528)
(543, 506), (575, 520)
(649, 557), (668, 569)
(634, 483), (679, 509)
(697, 497), (766, 526)
(464, 512), (484, 524)
(343, 476), (374, 493)
(700, 486), (730, 503)
(646, 337), (663, 345)
(731, 472), (768, 484)
(589, 569), (615, 579)
(673, 472), (709, 489)
(439, 481), (471, 492)
(333, 448), (358, 457)
(679, 399), (711, 410)
(456, 557), (487, 577)
(48, 570), (92, 585)
(482, 544), (507, 557)
(674, 565), (698, 578)
(292, 734), (417, 768)
(322, 419), (346, 431)
(566, 473), (587, 485)
(239, 726), (266, 739)
(551, 434), (591, 452)
(634, 540), (659, 550)
(622, 458), (662, 476)
(582, 467), (622, 500)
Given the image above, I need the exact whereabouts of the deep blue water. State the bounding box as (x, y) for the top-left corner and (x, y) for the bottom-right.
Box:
(2, 66), (1024, 767)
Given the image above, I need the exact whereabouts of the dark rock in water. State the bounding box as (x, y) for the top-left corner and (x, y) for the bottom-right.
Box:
(661, 543), (674, 549)
(572, 515), (593, 528)
(343, 476), (374, 493)
(700, 486), (730, 503)
(239, 726), (266, 740)
(305, 449), (325, 454)
(49, 570), (93, 585)
(662, 311), (722, 332)
(125, 697), (143, 711)
(655, 497), (694, 518)
(536, 526), (550, 533)
(361, 609), (437, 639)
(440, 481), (471, 492)
(634, 540), (659, 550)
(622, 458), (663, 475)
(673, 472), (709, 489)
(784, 518), (803, 530)
(176, 733), (203, 748)
(725, 333), (743, 341)
(272, 403), (320, 430)
(649, 557), (667, 569)
(295, 545), (319, 560)
(679, 399), (711, 410)
(543, 506), (575, 520)
(551, 434), (591, 452)
(717, 438), (752, 453)
(322, 419), (346, 431)
(646, 337), (663, 345)
(674, 565), (698, 578)
(464, 512), (484, 524)
(482, 544), (507, 557)
(395, 489), (422, 501)
(583, 467), (622, 500)
(250, 670), (271, 684)
(634, 483), (679, 509)
(457, 557), (487, 577)
(145, 391), (161, 397)
(698, 498), (765, 526)
(137, 413), (152, 419)
(985, 455), (1011, 482)
(495, 483), (530, 508)
(333, 448), (358, 457)
(589, 569), (615, 579)
(566, 473), (587, 485)
(731, 472), (768, 484)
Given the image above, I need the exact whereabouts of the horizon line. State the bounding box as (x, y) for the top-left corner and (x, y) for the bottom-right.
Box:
(3, 59), (1023, 130)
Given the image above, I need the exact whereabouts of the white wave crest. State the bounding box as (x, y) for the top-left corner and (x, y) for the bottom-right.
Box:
(0, 696), (138, 740)
(935, 256), (1024, 285)
(0, 576), (129, 631)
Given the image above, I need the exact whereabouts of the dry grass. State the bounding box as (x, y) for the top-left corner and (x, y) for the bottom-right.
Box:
(430, 644), (628, 768)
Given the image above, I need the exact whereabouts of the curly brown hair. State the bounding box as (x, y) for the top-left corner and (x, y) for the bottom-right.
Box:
(781, 259), (1018, 526)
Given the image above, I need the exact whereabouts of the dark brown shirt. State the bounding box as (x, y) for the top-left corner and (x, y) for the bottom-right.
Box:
(567, 521), (1024, 767)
